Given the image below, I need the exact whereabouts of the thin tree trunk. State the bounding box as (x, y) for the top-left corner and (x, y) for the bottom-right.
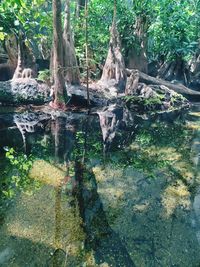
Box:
(52, 0), (68, 108)
(75, 0), (86, 18)
(85, 0), (90, 106)
(13, 33), (24, 79)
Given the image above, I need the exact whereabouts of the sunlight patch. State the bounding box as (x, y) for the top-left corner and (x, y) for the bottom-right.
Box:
(162, 181), (191, 218)
(29, 160), (66, 187)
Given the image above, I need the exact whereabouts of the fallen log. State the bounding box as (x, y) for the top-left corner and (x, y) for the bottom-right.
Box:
(126, 69), (200, 100)
(0, 78), (50, 104)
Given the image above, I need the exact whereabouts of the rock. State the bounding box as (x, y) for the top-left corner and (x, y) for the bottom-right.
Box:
(0, 78), (51, 104)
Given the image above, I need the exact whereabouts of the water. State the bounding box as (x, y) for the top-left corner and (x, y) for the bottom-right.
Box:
(0, 105), (200, 267)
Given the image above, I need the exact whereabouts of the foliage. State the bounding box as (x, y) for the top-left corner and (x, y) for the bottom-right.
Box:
(37, 69), (51, 83)
(74, 0), (133, 75)
(1, 147), (40, 199)
(0, 0), (199, 77)
(0, 0), (52, 52)
(148, 0), (200, 61)
(73, 122), (103, 162)
(124, 95), (163, 111)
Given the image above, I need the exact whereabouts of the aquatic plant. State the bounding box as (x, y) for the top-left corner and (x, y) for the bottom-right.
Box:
(2, 147), (40, 198)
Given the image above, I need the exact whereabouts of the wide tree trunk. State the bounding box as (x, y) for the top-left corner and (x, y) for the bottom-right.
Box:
(0, 79), (50, 104)
(63, 0), (80, 85)
(12, 32), (37, 80)
(0, 35), (18, 81)
(157, 55), (189, 85)
(189, 42), (200, 88)
(99, 0), (127, 93)
(127, 15), (148, 73)
(4, 34), (18, 66)
(52, 0), (68, 108)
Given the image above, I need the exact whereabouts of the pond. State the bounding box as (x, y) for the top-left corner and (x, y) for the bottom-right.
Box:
(0, 104), (200, 267)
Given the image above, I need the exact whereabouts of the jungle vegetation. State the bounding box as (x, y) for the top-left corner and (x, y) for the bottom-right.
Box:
(0, 0), (200, 107)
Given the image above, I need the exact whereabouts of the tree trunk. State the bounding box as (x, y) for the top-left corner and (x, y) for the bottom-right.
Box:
(157, 55), (189, 85)
(52, 0), (68, 108)
(189, 42), (200, 88)
(4, 34), (18, 66)
(75, 0), (85, 18)
(12, 33), (25, 79)
(127, 15), (148, 73)
(12, 32), (37, 80)
(63, 0), (80, 85)
(0, 63), (15, 81)
(99, 0), (127, 93)
(0, 35), (17, 81)
(125, 69), (139, 95)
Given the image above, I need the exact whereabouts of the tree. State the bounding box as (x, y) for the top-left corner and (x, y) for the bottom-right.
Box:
(13, 32), (37, 80)
(127, 14), (149, 73)
(99, 0), (127, 93)
(51, 0), (68, 109)
(148, 0), (199, 83)
(75, 0), (86, 18)
(63, 0), (80, 85)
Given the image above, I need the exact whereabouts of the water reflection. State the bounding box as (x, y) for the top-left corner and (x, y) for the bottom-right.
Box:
(97, 104), (135, 152)
(0, 105), (200, 266)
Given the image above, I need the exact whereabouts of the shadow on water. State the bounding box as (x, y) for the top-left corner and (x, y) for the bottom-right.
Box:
(75, 162), (135, 267)
(0, 105), (200, 266)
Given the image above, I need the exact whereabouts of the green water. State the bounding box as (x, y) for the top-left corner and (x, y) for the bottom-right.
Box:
(0, 105), (200, 267)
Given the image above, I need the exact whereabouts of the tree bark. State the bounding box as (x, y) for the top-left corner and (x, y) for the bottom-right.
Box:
(127, 15), (148, 73)
(52, 0), (68, 108)
(189, 41), (200, 88)
(99, 0), (127, 93)
(13, 33), (25, 79)
(12, 32), (37, 80)
(75, 0), (85, 18)
(157, 55), (189, 85)
(63, 0), (80, 85)
(125, 69), (139, 95)
(4, 34), (18, 66)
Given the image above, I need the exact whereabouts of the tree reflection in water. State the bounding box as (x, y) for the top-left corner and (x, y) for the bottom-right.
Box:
(1, 107), (200, 266)
(50, 114), (136, 266)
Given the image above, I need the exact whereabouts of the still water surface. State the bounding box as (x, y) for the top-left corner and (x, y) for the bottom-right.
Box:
(0, 105), (200, 267)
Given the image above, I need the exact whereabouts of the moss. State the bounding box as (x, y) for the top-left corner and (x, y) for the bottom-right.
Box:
(124, 95), (163, 112)
(162, 181), (191, 218)
(29, 160), (66, 187)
